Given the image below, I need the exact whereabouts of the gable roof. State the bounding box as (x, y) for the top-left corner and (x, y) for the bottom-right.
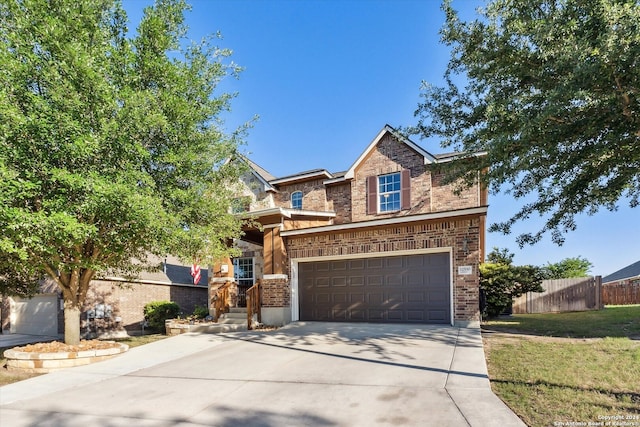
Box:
(344, 125), (437, 179)
(243, 157), (277, 192)
(603, 260), (640, 283)
(270, 169), (333, 185)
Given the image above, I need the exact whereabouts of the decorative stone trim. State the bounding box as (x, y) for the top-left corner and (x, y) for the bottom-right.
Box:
(263, 274), (288, 280)
(4, 342), (129, 373)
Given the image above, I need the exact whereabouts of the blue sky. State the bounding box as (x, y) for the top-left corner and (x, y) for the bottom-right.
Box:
(124, 0), (639, 277)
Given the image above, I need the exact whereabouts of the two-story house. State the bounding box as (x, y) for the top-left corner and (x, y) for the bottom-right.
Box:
(211, 125), (487, 327)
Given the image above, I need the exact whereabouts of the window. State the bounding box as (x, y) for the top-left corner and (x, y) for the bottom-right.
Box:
(366, 170), (411, 215)
(291, 191), (303, 210)
(231, 197), (251, 214)
(233, 258), (254, 287)
(378, 173), (401, 212)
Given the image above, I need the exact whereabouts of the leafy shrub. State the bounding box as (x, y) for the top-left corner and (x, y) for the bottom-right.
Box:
(480, 248), (545, 318)
(144, 301), (181, 332)
(192, 305), (209, 319)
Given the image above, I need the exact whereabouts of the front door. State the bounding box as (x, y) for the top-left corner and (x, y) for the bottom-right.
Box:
(233, 257), (255, 307)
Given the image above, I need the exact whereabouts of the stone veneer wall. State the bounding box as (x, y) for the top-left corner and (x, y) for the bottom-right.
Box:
(285, 216), (482, 323)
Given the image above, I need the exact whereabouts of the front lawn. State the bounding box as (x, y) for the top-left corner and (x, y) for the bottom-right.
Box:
(482, 305), (640, 427)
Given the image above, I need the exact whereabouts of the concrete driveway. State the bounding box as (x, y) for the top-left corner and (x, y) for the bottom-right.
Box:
(0, 322), (525, 426)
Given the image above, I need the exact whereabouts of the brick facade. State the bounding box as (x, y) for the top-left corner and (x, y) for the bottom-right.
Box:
(260, 276), (290, 308)
(238, 125), (486, 326)
(274, 178), (328, 211)
(287, 217), (482, 323)
(84, 280), (208, 333)
(326, 183), (352, 224)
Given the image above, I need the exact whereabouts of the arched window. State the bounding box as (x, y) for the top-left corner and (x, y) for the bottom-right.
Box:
(291, 191), (303, 210)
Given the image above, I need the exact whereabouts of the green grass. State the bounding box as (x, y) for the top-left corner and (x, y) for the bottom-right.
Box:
(482, 305), (640, 427)
(483, 304), (640, 338)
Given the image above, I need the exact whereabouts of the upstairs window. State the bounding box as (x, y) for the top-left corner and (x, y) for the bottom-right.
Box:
(231, 196), (251, 214)
(366, 170), (411, 214)
(378, 173), (401, 212)
(291, 191), (303, 210)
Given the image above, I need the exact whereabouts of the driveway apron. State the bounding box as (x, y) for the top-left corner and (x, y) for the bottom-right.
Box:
(0, 322), (525, 427)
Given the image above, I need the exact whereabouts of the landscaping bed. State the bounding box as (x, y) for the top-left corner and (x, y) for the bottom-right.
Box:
(4, 340), (128, 373)
(0, 334), (167, 386)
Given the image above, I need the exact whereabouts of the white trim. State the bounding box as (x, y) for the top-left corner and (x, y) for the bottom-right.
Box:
(101, 276), (171, 286)
(284, 208), (336, 218)
(263, 274), (288, 280)
(290, 190), (303, 209)
(281, 206), (488, 237)
(262, 223), (283, 230)
(210, 277), (234, 284)
(435, 150), (488, 163)
(290, 248), (454, 326)
(323, 176), (349, 185)
(238, 207), (336, 220)
(270, 170), (332, 185)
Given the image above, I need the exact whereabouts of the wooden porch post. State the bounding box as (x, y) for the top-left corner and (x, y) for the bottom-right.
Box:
(263, 226), (286, 275)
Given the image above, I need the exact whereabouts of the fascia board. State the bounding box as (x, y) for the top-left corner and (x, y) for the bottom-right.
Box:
(280, 206), (488, 237)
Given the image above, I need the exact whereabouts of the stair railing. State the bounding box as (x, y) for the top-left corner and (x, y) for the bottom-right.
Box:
(213, 281), (233, 322)
(246, 279), (262, 329)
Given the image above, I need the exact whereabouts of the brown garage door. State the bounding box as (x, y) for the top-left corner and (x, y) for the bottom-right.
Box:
(299, 252), (450, 323)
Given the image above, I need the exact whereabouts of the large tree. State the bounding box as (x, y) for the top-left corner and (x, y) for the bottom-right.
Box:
(0, 0), (248, 344)
(411, 0), (639, 245)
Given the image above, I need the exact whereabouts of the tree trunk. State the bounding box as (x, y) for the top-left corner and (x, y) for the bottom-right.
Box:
(64, 302), (81, 345)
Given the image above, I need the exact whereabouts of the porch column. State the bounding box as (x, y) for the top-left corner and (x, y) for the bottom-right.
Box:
(263, 226), (286, 275)
(209, 256), (237, 313)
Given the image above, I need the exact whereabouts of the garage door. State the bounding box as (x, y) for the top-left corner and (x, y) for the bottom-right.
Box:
(12, 294), (59, 336)
(299, 252), (450, 323)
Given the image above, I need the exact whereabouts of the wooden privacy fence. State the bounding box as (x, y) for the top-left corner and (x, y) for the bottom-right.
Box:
(602, 280), (640, 305)
(513, 276), (603, 314)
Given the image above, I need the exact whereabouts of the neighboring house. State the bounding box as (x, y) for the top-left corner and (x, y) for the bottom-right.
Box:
(602, 260), (640, 287)
(0, 279), (61, 337)
(1, 256), (208, 336)
(212, 125), (488, 327)
(601, 260), (640, 306)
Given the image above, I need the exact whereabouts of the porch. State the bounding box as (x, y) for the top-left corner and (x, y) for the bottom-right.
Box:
(208, 207), (334, 328)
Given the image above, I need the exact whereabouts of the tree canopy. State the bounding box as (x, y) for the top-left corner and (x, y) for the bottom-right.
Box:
(0, 0), (248, 343)
(411, 0), (640, 246)
(542, 256), (593, 278)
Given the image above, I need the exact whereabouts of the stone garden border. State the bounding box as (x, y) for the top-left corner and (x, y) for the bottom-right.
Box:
(4, 342), (129, 373)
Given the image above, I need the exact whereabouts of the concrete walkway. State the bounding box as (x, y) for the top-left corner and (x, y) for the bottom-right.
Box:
(0, 322), (526, 427)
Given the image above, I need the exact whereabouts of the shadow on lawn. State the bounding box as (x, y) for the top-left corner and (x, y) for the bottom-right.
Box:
(491, 378), (640, 413)
(481, 306), (640, 339)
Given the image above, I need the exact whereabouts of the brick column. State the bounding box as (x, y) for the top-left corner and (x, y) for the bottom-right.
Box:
(259, 274), (291, 326)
